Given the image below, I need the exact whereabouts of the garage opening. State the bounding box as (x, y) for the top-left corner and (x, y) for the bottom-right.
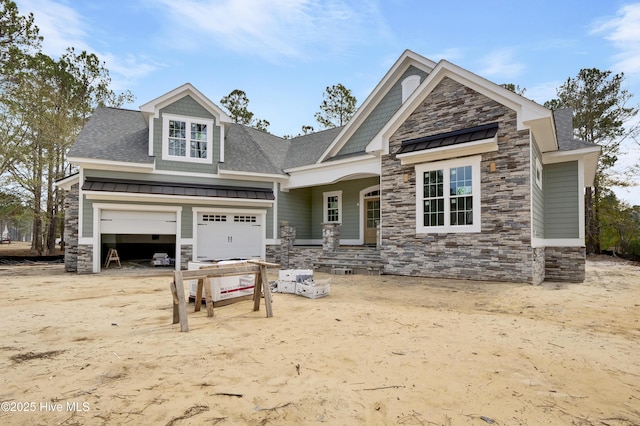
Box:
(101, 234), (176, 266)
(100, 209), (178, 268)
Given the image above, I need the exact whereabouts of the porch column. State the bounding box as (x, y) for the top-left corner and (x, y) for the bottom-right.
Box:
(322, 223), (340, 253)
(280, 223), (296, 269)
(63, 183), (79, 272)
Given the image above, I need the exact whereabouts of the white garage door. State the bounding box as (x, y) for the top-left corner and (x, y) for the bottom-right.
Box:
(196, 212), (262, 260)
(101, 210), (177, 234)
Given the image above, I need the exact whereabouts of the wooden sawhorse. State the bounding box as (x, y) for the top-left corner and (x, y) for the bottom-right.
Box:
(104, 248), (121, 268)
(169, 260), (279, 332)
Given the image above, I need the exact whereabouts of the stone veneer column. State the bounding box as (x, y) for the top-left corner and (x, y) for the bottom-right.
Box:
(532, 247), (545, 285)
(63, 183), (79, 272)
(180, 244), (193, 270)
(76, 244), (93, 274)
(322, 223), (340, 253)
(280, 224), (296, 269)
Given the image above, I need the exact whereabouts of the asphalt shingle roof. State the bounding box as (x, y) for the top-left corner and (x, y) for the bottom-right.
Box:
(67, 106), (353, 172)
(283, 126), (344, 169)
(67, 106), (152, 164)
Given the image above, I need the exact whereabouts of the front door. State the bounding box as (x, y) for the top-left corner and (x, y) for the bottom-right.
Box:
(364, 197), (380, 245)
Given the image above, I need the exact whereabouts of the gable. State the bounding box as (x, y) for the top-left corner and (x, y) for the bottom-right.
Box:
(335, 65), (429, 158)
(390, 77), (515, 156)
(319, 50), (436, 162)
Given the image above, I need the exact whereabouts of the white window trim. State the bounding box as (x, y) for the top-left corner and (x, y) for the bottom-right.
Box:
(534, 157), (543, 189)
(415, 155), (481, 233)
(162, 113), (214, 164)
(323, 190), (342, 224)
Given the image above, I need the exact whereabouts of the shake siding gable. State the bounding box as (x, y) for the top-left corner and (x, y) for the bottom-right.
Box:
(544, 161), (579, 239)
(153, 95), (219, 174)
(381, 76), (537, 283)
(337, 66), (429, 156)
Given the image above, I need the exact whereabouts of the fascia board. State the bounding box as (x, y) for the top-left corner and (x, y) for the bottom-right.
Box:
(318, 51), (437, 163)
(284, 152), (377, 174)
(54, 173), (79, 190)
(283, 155), (379, 190)
(67, 157), (154, 173)
(543, 146), (600, 186)
(218, 168), (289, 181)
(542, 146), (601, 164)
(83, 191), (274, 207)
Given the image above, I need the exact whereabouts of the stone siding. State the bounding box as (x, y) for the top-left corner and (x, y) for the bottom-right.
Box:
(77, 244), (93, 274)
(381, 77), (538, 283)
(544, 246), (586, 282)
(322, 223), (340, 252)
(267, 245), (322, 270)
(179, 244), (193, 270)
(532, 247), (545, 285)
(63, 183), (79, 272)
(279, 225), (296, 268)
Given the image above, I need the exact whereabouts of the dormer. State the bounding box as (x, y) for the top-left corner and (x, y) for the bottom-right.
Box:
(139, 83), (233, 165)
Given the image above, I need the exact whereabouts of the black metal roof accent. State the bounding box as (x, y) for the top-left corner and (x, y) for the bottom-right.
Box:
(82, 177), (275, 200)
(398, 122), (499, 155)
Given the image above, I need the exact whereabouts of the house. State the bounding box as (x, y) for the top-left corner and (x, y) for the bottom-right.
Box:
(58, 49), (600, 284)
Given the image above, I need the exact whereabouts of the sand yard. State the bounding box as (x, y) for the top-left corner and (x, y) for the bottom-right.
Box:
(0, 249), (638, 425)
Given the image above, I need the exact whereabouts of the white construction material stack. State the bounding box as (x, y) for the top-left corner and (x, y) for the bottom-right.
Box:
(275, 269), (330, 299)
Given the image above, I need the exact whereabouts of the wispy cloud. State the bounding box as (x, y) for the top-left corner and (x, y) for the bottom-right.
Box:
(153, 0), (389, 61)
(16, 0), (90, 56)
(16, 0), (160, 91)
(477, 49), (525, 80)
(591, 3), (640, 75)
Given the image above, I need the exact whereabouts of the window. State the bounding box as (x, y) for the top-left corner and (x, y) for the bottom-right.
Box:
(202, 214), (226, 222)
(416, 156), (481, 233)
(162, 114), (214, 163)
(323, 191), (342, 223)
(534, 157), (543, 189)
(234, 215), (257, 223)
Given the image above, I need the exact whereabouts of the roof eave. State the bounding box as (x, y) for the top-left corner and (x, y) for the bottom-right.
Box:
(67, 157), (155, 172)
(542, 146), (601, 187)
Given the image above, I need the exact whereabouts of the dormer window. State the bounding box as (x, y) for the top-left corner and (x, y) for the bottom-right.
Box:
(162, 113), (214, 163)
(401, 75), (421, 103)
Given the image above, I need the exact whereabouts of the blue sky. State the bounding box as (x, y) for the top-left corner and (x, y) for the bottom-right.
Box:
(14, 0), (640, 205)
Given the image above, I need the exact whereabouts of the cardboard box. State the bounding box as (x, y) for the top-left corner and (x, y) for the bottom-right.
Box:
(188, 261), (255, 301)
(278, 269), (313, 282)
(276, 280), (297, 294)
(295, 279), (330, 299)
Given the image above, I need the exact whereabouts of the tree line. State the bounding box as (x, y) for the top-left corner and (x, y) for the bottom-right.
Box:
(0, 0), (133, 253)
(219, 83), (357, 137)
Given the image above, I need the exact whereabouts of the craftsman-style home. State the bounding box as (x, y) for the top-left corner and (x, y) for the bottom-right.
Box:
(58, 49), (599, 283)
